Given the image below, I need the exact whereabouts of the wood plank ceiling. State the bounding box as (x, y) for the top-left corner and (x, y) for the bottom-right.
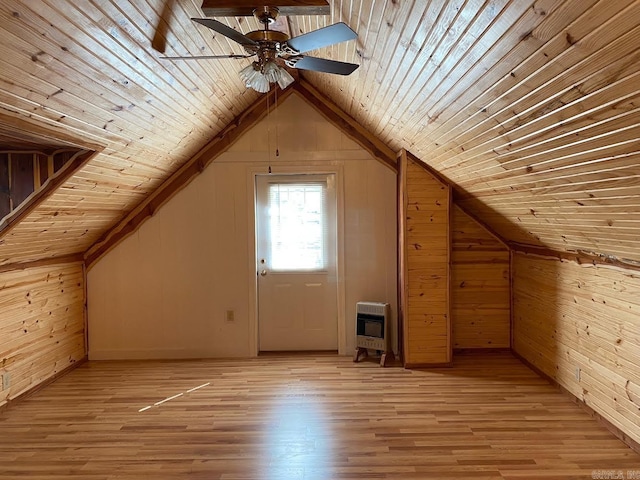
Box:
(0, 0), (639, 265)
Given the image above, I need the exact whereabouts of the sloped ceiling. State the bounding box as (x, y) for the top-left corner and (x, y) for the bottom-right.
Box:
(0, 0), (639, 265)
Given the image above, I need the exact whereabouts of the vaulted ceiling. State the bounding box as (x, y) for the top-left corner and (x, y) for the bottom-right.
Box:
(1, 0), (639, 266)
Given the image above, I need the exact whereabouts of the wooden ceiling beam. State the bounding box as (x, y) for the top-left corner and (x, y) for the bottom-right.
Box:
(0, 253), (84, 275)
(510, 242), (640, 274)
(294, 79), (397, 171)
(200, 1), (330, 17)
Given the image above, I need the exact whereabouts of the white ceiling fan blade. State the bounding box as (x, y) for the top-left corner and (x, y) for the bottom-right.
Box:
(286, 22), (357, 54)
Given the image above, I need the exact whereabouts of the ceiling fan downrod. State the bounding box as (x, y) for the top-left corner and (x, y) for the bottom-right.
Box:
(253, 6), (280, 25)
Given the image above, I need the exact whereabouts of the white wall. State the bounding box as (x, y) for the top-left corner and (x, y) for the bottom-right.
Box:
(88, 93), (397, 359)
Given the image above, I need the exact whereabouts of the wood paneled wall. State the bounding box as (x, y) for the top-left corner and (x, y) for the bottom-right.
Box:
(451, 206), (510, 349)
(399, 152), (451, 366)
(0, 262), (85, 408)
(513, 252), (640, 446)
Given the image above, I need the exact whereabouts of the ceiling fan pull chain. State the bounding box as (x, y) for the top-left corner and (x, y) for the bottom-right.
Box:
(267, 91), (272, 173)
(275, 86), (280, 158)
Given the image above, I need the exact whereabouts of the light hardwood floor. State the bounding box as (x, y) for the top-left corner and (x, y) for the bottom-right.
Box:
(0, 353), (638, 479)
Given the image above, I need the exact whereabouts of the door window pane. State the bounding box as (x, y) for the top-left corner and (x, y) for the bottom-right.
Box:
(268, 182), (326, 271)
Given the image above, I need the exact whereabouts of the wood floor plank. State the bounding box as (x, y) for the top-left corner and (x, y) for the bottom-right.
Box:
(0, 353), (638, 479)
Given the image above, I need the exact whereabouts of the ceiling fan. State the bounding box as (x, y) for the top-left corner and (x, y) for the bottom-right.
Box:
(161, 6), (360, 93)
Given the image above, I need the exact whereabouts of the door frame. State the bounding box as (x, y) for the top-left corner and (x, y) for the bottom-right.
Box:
(246, 163), (347, 356)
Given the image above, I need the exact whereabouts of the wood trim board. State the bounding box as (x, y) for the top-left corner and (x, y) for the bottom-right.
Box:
(397, 149), (408, 366)
(509, 242), (640, 273)
(294, 80), (397, 171)
(0, 253), (84, 274)
(200, 0), (330, 17)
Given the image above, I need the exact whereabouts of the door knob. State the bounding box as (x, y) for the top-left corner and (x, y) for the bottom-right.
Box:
(260, 269), (267, 276)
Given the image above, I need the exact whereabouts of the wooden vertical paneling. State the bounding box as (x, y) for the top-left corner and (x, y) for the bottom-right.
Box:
(0, 151), (75, 221)
(53, 151), (70, 173)
(451, 205), (510, 349)
(9, 153), (34, 209)
(32, 154), (40, 188)
(38, 157), (49, 185)
(397, 152), (407, 363)
(0, 262), (86, 408)
(0, 156), (9, 219)
(513, 252), (640, 446)
(400, 151), (451, 366)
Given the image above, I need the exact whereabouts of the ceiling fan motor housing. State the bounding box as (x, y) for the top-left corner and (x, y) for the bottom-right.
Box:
(245, 30), (289, 44)
(245, 30), (291, 66)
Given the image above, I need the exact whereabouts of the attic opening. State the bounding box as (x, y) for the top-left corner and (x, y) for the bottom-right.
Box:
(0, 123), (99, 241)
(0, 149), (80, 220)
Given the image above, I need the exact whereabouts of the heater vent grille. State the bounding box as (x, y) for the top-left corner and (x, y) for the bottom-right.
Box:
(356, 301), (387, 316)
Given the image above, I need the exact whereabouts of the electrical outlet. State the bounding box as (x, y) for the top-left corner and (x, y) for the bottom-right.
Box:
(2, 373), (9, 391)
(226, 310), (235, 322)
(575, 367), (581, 382)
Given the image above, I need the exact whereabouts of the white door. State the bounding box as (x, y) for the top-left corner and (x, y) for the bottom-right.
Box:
(256, 174), (338, 351)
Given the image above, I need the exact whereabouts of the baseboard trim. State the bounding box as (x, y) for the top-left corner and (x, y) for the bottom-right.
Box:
(512, 350), (640, 456)
(258, 350), (339, 356)
(0, 356), (87, 412)
(454, 347), (511, 355)
(88, 348), (245, 360)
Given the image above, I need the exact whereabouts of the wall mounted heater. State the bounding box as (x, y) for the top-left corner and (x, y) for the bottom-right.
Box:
(354, 301), (394, 366)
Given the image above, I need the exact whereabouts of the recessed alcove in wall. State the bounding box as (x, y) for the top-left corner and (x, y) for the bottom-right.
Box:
(0, 122), (99, 247)
(1, 149), (78, 219)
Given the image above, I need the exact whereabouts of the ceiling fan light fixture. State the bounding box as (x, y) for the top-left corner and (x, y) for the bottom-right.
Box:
(238, 60), (293, 93)
(262, 60), (281, 84)
(277, 67), (295, 90)
(239, 62), (269, 93)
